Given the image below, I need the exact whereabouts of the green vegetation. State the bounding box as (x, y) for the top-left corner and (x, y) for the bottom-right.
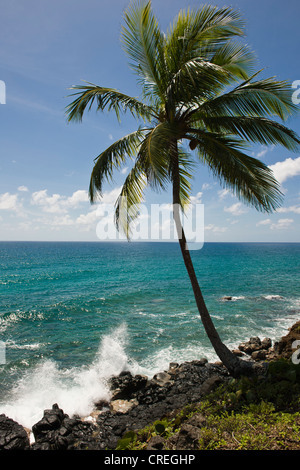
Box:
(116, 359), (300, 450)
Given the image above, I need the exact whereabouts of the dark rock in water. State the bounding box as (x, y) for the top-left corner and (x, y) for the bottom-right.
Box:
(238, 336), (275, 361)
(0, 414), (30, 450)
(221, 296), (232, 301)
(261, 337), (272, 350)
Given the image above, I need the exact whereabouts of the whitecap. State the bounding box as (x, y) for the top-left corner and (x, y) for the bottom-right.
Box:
(264, 295), (284, 300)
(5, 340), (42, 350)
(220, 295), (245, 302)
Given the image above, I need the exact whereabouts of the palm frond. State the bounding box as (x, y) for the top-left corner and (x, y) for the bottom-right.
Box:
(195, 75), (298, 121)
(66, 82), (154, 123)
(138, 122), (181, 191)
(121, 1), (167, 102)
(166, 58), (232, 108)
(89, 128), (145, 202)
(197, 116), (300, 151)
(190, 131), (283, 212)
(165, 5), (245, 76)
(115, 156), (148, 238)
(177, 149), (194, 209)
(210, 42), (256, 80)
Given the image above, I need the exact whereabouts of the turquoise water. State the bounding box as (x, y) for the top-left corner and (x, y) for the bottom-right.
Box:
(0, 241), (299, 428)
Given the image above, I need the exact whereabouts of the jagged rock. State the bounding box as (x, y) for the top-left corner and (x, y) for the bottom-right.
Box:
(169, 423), (202, 450)
(200, 374), (223, 395)
(239, 337), (262, 354)
(110, 399), (138, 414)
(168, 362), (179, 375)
(274, 321), (300, 359)
(261, 337), (272, 350)
(146, 435), (165, 450)
(31, 404), (98, 450)
(152, 371), (173, 386)
(232, 349), (245, 357)
(0, 414), (30, 450)
(109, 371), (148, 400)
(252, 349), (267, 361)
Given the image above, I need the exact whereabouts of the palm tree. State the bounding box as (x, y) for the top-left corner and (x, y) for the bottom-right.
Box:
(66, 1), (300, 376)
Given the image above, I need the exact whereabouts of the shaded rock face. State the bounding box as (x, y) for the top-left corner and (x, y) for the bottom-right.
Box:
(0, 414), (30, 450)
(108, 372), (148, 400)
(238, 336), (275, 361)
(31, 403), (98, 450)
(274, 321), (300, 360)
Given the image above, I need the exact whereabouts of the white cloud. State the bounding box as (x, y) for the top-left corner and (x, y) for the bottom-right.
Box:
(76, 209), (100, 226)
(190, 192), (203, 204)
(257, 148), (268, 158)
(224, 202), (247, 216)
(205, 224), (227, 233)
(0, 192), (19, 211)
(276, 206), (300, 214)
(18, 185), (29, 192)
(270, 218), (294, 230)
(31, 190), (64, 213)
(269, 157), (300, 184)
(66, 190), (89, 207)
(31, 189), (89, 214)
(256, 219), (272, 226)
(50, 215), (75, 226)
(218, 189), (231, 200)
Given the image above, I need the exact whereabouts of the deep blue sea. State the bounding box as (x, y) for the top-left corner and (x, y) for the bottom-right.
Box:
(0, 241), (299, 429)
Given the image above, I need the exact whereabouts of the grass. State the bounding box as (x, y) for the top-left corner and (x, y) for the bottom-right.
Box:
(115, 359), (300, 451)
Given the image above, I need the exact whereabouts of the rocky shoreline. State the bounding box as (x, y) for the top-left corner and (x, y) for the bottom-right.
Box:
(1, 321), (299, 451)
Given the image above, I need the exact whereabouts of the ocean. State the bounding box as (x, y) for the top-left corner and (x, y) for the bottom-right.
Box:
(0, 241), (299, 429)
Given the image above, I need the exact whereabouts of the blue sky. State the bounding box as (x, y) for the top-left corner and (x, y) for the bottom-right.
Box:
(0, 0), (299, 242)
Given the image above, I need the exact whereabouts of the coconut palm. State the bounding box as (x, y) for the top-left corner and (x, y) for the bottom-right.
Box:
(66, 1), (300, 376)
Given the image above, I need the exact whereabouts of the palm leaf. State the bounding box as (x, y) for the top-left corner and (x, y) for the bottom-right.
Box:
(89, 128), (145, 202)
(177, 149), (194, 209)
(138, 122), (181, 191)
(195, 75), (298, 120)
(198, 116), (300, 151)
(210, 42), (256, 80)
(121, 1), (167, 102)
(166, 58), (232, 108)
(190, 131), (283, 212)
(115, 156), (148, 238)
(66, 82), (154, 123)
(165, 5), (245, 77)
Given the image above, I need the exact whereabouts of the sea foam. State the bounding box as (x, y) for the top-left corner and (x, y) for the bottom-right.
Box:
(0, 324), (132, 429)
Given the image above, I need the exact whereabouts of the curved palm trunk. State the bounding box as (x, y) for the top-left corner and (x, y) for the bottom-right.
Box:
(171, 146), (251, 377)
